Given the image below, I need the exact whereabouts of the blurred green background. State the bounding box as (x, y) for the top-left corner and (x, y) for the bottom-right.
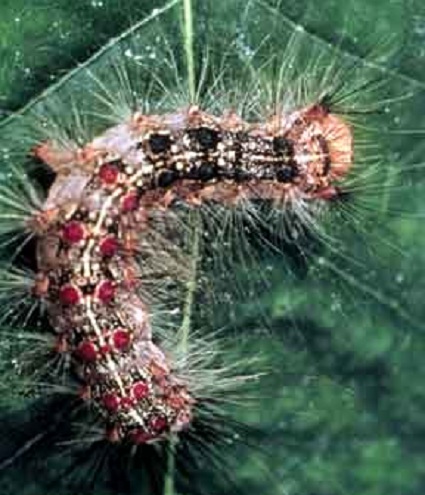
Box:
(0, 1), (425, 494)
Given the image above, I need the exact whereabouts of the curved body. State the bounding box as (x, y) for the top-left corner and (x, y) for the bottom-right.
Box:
(32, 104), (352, 443)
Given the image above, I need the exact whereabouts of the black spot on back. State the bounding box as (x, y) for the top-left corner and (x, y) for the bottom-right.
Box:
(189, 127), (220, 151)
(198, 162), (217, 182)
(157, 169), (178, 188)
(276, 165), (298, 183)
(149, 134), (171, 154)
(273, 136), (294, 159)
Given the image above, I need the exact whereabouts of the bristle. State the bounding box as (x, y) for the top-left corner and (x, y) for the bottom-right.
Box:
(0, 265), (41, 327)
(0, 166), (44, 253)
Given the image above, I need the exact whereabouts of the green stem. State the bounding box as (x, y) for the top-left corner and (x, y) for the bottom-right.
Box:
(183, 0), (196, 102)
(165, 2), (196, 493)
(179, 212), (201, 354)
(163, 214), (201, 495)
(164, 211), (201, 495)
(163, 437), (177, 495)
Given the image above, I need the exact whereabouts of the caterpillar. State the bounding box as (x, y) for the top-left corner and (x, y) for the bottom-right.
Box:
(26, 99), (352, 444)
(0, 0), (424, 494)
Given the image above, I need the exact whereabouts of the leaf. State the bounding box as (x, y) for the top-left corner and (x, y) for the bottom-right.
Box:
(0, 1), (424, 495)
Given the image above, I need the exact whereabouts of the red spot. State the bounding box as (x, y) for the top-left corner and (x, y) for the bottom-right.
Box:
(62, 221), (85, 244)
(59, 285), (80, 305)
(76, 341), (98, 362)
(122, 192), (139, 212)
(149, 415), (168, 433)
(112, 329), (131, 351)
(132, 381), (149, 400)
(99, 236), (119, 257)
(96, 280), (115, 304)
(102, 393), (120, 413)
(99, 163), (119, 184)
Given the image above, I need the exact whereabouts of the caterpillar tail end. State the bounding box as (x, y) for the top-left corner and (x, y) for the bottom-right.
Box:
(32, 140), (77, 171)
(32, 140), (95, 175)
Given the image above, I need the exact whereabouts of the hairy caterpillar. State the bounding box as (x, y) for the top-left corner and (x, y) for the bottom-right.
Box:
(0, 0), (424, 494)
(25, 96), (352, 444)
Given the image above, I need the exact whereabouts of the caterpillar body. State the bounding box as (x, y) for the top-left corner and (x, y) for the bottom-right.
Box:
(30, 102), (352, 444)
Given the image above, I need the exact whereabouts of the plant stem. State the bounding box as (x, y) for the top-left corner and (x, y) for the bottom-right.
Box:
(163, 437), (177, 495)
(183, 0), (196, 102)
(179, 212), (201, 354)
(164, 1), (196, 493)
(163, 213), (201, 495)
